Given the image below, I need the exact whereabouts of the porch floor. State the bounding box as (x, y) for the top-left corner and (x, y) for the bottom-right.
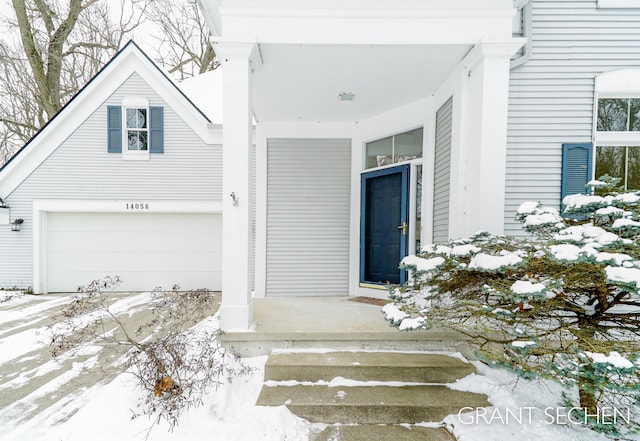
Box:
(219, 296), (474, 357)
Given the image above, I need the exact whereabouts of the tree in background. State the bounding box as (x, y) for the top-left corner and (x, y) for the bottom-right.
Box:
(0, 0), (147, 161)
(0, 0), (217, 166)
(147, 0), (217, 80)
(385, 177), (640, 435)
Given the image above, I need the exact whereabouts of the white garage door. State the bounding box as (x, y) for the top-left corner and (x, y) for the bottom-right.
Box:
(47, 212), (222, 293)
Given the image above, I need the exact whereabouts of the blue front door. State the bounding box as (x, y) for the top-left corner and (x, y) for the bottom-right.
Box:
(360, 165), (410, 285)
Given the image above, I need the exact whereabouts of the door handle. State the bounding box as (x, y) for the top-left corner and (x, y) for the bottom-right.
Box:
(397, 221), (407, 236)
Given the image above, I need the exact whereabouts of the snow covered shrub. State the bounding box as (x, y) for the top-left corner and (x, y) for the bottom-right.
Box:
(386, 180), (640, 434)
(48, 276), (253, 431)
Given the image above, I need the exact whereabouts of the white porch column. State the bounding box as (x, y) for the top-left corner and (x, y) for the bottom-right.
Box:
(217, 41), (255, 330)
(453, 40), (524, 238)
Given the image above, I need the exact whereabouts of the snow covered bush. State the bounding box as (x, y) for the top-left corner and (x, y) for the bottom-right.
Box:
(386, 179), (640, 435)
(48, 276), (252, 432)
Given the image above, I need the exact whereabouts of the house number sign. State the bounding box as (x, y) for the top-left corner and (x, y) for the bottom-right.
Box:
(126, 202), (150, 210)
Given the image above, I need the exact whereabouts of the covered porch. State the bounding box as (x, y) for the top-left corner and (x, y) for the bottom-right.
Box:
(197, 0), (525, 331)
(219, 296), (473, 357)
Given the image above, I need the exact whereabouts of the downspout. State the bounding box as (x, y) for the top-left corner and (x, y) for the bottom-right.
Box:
(511, 0), (532, 69)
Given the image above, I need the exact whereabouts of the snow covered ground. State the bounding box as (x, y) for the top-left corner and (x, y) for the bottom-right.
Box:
(0, 292), (637, 441)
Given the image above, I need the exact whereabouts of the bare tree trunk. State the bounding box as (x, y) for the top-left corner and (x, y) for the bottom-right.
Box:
(578, 372), (598, 415)
(0, 0), (147, 164)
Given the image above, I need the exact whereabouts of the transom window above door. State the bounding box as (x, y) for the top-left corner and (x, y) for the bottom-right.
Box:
(365, 128), (423, 169)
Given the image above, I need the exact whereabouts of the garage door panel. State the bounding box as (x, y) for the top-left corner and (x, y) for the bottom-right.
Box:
(48, 250), (218, 272)
(48, 231), (219, 253)
(48, 270), (221, 293)
(47, 212), (221, 292)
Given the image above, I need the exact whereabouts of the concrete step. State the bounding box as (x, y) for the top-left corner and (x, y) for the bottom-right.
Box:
(256, 384), (489, 424)
(264, 352), (475, 383)
(310, 424), (454, 441)
(220, 328), (474, 357)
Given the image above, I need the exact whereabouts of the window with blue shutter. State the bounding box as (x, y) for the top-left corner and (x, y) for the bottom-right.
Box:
(107, 106), (122, 153)
(108, 102), (164, 157)
(561, 143), (593, 204)
(149, 106), (164, 154)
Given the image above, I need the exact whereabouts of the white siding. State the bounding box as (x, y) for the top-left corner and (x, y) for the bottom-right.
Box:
(266, 138), (351, 296)
(0, 72), (222, 289)
(433, 97), (453, 244)
(505, 1), (640, 234)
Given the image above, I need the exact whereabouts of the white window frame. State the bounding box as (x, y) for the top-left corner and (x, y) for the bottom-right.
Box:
(364, 127), (424, 170)
(593, 69), (640, 189)
(122, 97), (150, 161)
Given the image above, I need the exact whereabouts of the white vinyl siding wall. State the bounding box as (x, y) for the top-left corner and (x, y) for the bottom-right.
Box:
(433, 97), (453, 244)
(266, 138), (351, 296)
(0, 73), (222, 289)
(505, 1), (640, 235)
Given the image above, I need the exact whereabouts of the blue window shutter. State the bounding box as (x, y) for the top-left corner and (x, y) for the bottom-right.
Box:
(107, 106), (122, 153)
(561, 143), (593, 204)
(149, 106), (164, 154)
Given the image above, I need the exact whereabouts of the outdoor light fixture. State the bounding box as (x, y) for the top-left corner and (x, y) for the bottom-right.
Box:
(338, 92), (356, 101)
(10, 218), (23, 232)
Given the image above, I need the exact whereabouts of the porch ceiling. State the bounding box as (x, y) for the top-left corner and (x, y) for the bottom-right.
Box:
(251, 43), (471, 123)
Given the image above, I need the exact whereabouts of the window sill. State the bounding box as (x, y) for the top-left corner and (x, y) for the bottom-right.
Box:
(122, 153), (150, 161)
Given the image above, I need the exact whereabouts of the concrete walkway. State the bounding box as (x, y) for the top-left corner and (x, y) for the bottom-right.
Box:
(220, 296), (473, 357)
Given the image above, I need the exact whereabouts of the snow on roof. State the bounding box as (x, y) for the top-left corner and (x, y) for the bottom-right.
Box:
(177, 68), (258, 126)
(178, 69), (223, 125)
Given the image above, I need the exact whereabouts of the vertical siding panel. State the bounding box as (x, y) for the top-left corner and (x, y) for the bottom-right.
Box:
(505, 1), (640, 234)
(433, 97), (453, 244)
(266, 139), (351, 296)
(0, 72), (222, 288)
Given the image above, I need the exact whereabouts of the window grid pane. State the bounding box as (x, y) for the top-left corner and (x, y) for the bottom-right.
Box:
(125, 107), (148, 151)
(597, 98), (629, 132)
(595, 145), (626, 191)
(627, 146), (640, 190)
